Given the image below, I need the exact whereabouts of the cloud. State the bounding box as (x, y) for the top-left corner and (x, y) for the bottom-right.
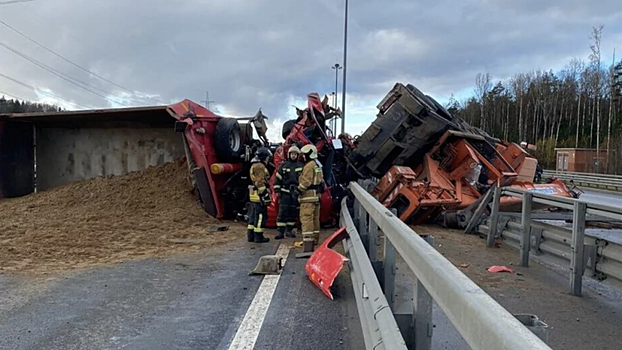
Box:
(1, 0), (621, 134)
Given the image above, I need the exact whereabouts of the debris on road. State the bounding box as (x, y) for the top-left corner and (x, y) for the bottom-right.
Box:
(249, 255), (283, 275)
(487, 265), (515, 273)
(208, 224), (230, 232)
(0, 159), (239, 273)
(305, 227), (349, 300)
(460, 263), (470, 268)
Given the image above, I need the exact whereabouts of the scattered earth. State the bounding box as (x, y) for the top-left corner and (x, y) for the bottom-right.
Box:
(0, 159), (243, 273)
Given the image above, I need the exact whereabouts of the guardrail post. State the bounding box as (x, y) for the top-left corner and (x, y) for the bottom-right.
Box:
(357, 199), (370, 252)
(414, 235), (434, 350)
(368, 218), (384, 281)
(520, 192), (533, 267)
(352, 198), (360, 230)
(570, 201), (587, 296)
(487, 186), (502, 247)
(383, 209), (398, 311)
(369, 219), (379, 262)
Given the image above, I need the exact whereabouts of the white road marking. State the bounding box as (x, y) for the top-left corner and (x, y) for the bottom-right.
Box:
(227, 243), (291, 350)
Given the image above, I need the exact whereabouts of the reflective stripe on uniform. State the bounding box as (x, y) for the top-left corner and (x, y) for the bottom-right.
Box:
(286, 222), (296, 226)
(254, 213), (264, 233)
(299, 191), (319, 202)
(295, 167), (303, 171)
(277, 222), (286, 227)
(302, 232), (314, 242)
(276, 173), (282, 179)
(280, 188), (290, 193)
(249, 188), (261, 203)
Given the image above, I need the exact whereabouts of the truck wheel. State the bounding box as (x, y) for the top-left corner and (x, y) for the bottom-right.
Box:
(426, 94), (453, 121)
(214, 117), (243, 163)
(405, 84), (435, 110)
(282, 119), (296, 139)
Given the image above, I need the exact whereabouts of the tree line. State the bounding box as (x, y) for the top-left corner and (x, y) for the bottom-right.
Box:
(447, 26), (622, 174)
(0, 96), (62, 114)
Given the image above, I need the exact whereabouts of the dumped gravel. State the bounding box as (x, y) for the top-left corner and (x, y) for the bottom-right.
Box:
(0, 158), (242, 273)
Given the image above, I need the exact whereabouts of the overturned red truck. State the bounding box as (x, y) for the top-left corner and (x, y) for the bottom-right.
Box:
(169, 82), (577, 229)
(168, 93), (349, 228)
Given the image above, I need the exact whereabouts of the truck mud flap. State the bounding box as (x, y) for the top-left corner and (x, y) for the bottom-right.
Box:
(193, 167), (217, 217)
(305, 227), (349, 300)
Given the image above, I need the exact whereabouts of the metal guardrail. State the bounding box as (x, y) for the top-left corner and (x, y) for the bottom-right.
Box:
(480, 186), (622, 295)
(543, 170), (622, 192)
(344, 182), (552, 350)
(340, 198), (408, 350)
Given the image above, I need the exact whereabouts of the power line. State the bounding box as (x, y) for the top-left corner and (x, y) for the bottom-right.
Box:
(0, 71), (90, 109)
(0, 40), (129, 106)
(0, 89), (27, 101)
(0, 18), (164, 104)
(0, 0), (38, 5)
(0, 40), (130, 106)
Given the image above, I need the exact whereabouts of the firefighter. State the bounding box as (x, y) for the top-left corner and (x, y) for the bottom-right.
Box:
(274, 145), (303, 240)
(297, 144), (324, 252)
(247, 147), (272, 243)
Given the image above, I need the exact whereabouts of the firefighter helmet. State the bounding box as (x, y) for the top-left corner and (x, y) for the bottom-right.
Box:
(288, 145), (300, 154)
(300, 144), (318, 160)
(255, 147), (272, 162)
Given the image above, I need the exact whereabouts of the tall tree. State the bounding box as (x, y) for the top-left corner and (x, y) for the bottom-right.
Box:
(474, 72), (492, 130)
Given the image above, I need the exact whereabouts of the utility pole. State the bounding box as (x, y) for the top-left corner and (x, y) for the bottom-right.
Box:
(332, 63), (342, 134)
(201, 91), (215, 110)
(340, 0), (349, 135)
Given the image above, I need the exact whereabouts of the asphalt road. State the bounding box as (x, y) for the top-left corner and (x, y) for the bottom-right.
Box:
(541, 188), (622, 244)
(578, 189), (622, 207)
(0, 237), (364, 350)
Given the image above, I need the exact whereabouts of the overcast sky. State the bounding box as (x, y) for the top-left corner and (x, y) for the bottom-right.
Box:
(1, 0), (622, 141)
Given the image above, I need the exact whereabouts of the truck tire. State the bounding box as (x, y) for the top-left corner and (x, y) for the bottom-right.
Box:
(214, 117), (243, 163)
(426, 94), (453, 121)
(282, 119), (296, 139)
(406, 84), (435, 110)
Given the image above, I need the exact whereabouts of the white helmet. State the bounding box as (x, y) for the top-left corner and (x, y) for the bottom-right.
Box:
(300, 144), (318, 160)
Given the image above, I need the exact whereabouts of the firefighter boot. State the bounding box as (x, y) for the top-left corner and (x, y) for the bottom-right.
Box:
(286, 225), (296, 238)
(247, 229), (254, 242)
(254, 233), (270, 243)
(275, 227), (285, 240)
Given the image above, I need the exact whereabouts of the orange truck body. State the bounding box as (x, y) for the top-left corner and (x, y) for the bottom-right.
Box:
(371, 131), (575, 225)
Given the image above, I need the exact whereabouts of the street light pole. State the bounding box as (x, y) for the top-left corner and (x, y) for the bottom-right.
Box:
(332, 63), (342, 134)
(330, 91), (336, 134)
(340, 0), (349, 135)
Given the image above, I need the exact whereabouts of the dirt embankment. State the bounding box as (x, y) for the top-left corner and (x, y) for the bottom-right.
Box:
(0, 159), (243, 273)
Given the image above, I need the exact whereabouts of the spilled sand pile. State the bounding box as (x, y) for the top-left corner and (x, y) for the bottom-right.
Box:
(0, 158), (242, 273)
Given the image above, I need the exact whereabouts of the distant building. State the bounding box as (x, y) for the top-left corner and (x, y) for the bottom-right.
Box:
(554, 148), (613, 173)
